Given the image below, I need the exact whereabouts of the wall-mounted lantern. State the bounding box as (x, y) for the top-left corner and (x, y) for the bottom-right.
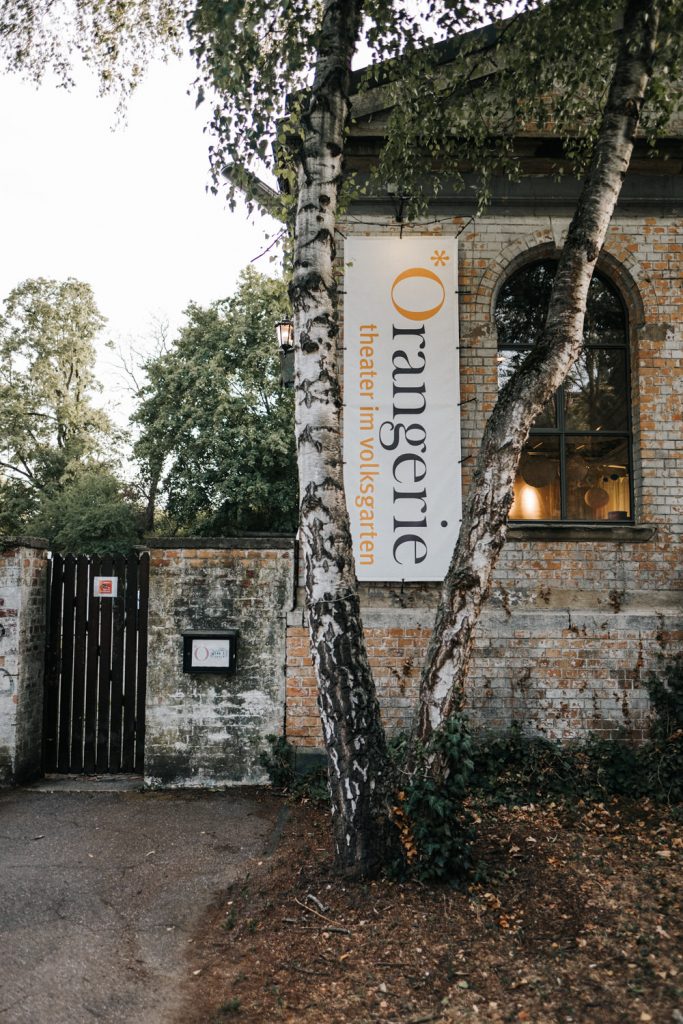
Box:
(275, 317), (295, 387)
(386, 182), (406, 224)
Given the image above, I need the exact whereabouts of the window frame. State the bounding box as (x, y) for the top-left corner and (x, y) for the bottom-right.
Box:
(496, 261), (635, 525)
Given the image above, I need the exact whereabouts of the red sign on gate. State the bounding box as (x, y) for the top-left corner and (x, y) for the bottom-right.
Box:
(93, 576), (118, 598)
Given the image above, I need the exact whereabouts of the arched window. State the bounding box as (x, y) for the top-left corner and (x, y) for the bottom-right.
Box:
(495, 260), (633, 522)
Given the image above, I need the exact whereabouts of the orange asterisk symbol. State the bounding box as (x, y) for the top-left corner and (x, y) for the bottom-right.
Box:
(431, 249), (449, 266)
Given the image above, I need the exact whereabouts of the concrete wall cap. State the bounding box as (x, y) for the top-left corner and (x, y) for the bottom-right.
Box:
(138, 534), (295, 551)
(0, 536), (50, 552)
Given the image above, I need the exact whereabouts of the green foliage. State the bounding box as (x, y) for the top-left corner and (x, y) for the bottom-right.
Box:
(188, 0), (506, 210)
(31, 469), (141, 555)
(132, 268), (297, 536)
(375, 0), (683, 217)
(3, 2), (682, 220)
(0, 277), (112, 494)
(216, 997), (241, 1016)
(392, 713), (476, 883)
(0, 478), (40, 536)
(391, 661), (682, 881)
(0, 277), (137, 550)
(259, 735), (296, 789)
(261, 657), (682, 882)
(646, 654), (683, 742)
(0, 0), (186, 100)
(258, 735), (329, 804)
(640, 655), (683, 803)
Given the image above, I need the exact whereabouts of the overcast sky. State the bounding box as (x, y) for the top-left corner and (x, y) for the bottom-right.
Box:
(0, 56), (283, 414)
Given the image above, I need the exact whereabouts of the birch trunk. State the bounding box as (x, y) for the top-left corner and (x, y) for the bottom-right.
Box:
(289, 0), (397, 877)
(418, 0), (659, 746)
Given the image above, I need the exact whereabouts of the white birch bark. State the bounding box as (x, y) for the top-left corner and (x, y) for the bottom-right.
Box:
(418, 0), (660, 746)
(289, 0), (397, 877)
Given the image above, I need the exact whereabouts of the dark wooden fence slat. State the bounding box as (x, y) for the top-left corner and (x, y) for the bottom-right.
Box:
(83, 555), (101, 773)
(108, 555), (127, 772)
(70, 557), (89, 771)
(56, 556), (77, 772)
(122, 553), (139, 771)
(43, 554), (64, 772)
(45, 549), (149, 776)
(96, 554), (114, 771)
(135, 552), (150, 773)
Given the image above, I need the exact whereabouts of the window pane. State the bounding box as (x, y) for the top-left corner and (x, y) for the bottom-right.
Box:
(498, 349), (556, 427)
(565, 436), (631, 521)
(510, 437), (561, 521)
(583, 275), (626, 345)
(495, 261), (555, 347)
(564, 348), (628, 430)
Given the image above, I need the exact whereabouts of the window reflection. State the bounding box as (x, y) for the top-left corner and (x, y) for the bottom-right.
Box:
(564, 349), (628, 431)
(498, 350), (556, 427)
(495, 260), (632, 523)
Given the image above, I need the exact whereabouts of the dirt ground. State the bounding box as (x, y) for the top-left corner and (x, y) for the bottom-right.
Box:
(180, 796), (682, 1024)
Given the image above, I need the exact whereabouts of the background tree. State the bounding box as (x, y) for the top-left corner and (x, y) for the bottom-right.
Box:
(0, 276), (138, 551)
(132, 267), (297, 535)
(30, 468), (141, 554)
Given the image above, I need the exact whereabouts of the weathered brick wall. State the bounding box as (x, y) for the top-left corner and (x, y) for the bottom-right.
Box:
(144, 539), (294, 788)
(0, 541), (48, 784)
(284, 210), (683, 748)
(287, 605), (682, 747)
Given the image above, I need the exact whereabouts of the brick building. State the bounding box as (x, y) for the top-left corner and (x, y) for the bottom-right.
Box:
(284, 54), (683, 755)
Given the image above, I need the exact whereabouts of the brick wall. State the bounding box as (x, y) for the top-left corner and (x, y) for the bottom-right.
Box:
(0, 541), (49, 785)
(284, 210), (683, 749)
(144, 539), (294, 787)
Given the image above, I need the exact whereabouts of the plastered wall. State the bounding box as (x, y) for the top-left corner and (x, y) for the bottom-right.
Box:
(0, 541), (48, 784)
(144, 539), (295, 787)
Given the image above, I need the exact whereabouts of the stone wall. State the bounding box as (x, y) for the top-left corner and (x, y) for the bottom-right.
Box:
(144, 538), (295, 788)
(284, 209), (683, 749)
(0, 540), (49, 785)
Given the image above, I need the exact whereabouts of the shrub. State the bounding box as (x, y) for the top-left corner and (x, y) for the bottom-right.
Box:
(392, 712), (476, 883)
(640, 654), (683, 803)
(258, 735), (328, 803)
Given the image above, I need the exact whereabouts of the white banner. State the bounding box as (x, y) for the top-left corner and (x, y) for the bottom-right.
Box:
(343, 236), (462, 581)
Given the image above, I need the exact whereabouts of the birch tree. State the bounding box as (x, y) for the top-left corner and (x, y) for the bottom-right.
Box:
(360, 0), (680, 750)
(189, 0), (526, 874)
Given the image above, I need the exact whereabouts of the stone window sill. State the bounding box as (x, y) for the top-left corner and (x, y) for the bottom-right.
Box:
(507, 523), (657, 543)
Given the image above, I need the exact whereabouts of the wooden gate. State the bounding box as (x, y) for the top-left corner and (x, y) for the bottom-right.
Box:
(43, 552), (149, 774)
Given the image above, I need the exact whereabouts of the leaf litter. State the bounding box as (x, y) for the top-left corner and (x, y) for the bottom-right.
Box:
(179, 797), (681, 1024)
